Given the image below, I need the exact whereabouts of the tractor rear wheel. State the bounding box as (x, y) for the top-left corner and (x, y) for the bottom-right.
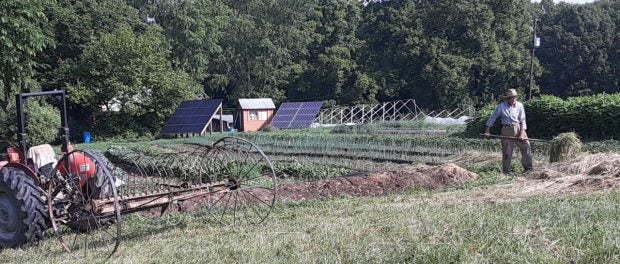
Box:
(0, 167), (48, 248)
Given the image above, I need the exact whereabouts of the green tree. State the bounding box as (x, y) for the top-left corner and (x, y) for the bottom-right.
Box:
(359, 0), (425, 102)
(537, 0), (618, 96)
(64, 24), (201, 137)
(0, 0), (53, 111)
(288, 0), (377, 105)
(38, 0), (146, 89)
(133, 0), (232, 85)
(360, 0), (532, 108)
(205, 0), (318, 102)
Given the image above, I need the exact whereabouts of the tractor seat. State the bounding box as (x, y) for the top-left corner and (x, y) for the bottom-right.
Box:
(27, 144), (58, 178)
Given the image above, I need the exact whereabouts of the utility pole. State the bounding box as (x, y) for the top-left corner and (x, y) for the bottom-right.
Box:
(527, 18), (537, 101)
(527, 2), (545, 101)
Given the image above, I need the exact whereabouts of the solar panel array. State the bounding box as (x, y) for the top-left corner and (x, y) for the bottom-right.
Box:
(271, 101), (323, 129)
(160, 99), (223, 134)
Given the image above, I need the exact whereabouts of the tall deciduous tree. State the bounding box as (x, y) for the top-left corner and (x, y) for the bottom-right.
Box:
(135, 0), (232, 85)
(38, 0), (146, 89)
(359, 0), (425, 102)
(64, 25), (201, 137)
(288, 0), (377, 106)
(206, 0), (317, 103)
(360, 0), (532, 108)
(0, 0), (52, 111)
(537, 0), (618, 96)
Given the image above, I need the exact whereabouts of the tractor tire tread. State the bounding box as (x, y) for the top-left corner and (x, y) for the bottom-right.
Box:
(0, 167), (48, 248)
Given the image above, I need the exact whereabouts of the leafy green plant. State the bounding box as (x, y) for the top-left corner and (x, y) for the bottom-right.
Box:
(466, 94), (620, 140)
(0, 99), (61, 146)
(274, 160), (351, 181)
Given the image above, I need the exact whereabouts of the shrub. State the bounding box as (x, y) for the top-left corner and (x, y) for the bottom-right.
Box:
(0, 100), (61, 146)
(465, 94), (620, 140)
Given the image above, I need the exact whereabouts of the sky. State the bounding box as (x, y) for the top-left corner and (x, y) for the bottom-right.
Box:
(531, 0), (597, 3)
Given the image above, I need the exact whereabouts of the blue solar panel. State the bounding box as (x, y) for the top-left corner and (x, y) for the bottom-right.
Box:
(301, 102), (322, 108)
(285, 102), (303, 108)
(276, 109), (297, 115)
(271, 101), (323, 129)
(161, 99), (223, 134)
(295, 115), (316, 121)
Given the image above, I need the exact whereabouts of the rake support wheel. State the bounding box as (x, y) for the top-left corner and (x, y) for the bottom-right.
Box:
(47, 150), (121, 260)
(205, 137), (277, 226)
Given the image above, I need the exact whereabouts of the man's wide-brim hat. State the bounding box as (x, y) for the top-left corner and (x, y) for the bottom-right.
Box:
(504, 89), (518, 98)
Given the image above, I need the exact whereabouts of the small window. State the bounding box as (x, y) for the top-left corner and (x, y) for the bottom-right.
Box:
(249, 111), (258, 120)
(249, 111), (268, 121)
(258, 111), (268, 121)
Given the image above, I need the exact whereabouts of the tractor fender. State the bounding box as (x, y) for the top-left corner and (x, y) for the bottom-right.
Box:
(2, 163), (40, 187)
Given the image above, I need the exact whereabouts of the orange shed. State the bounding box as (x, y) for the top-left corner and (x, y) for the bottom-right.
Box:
(237, 98), (275, 131)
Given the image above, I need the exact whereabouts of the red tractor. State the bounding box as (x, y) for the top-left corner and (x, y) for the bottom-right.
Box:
(0, 90), (111, 249)
(0, 90), (277, 260)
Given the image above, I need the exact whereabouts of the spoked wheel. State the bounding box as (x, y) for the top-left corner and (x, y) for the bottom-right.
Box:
(47, 150), (122, 260)
(204, 137), (277, 226)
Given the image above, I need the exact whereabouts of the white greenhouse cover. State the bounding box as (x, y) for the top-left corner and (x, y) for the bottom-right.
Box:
(423, 116), (470, 125)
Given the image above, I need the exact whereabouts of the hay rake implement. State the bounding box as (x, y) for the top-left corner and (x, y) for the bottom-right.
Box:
(0, 91), (277, 261)
(45, 136), (277, 260)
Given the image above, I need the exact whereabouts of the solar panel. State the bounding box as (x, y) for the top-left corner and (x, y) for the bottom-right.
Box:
(271, 101), (323, 129)
(160, 99), (223, 134)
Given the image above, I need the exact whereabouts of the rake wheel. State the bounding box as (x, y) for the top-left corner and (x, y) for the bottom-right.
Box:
(204, 137), (277, 226)
(47, 150), (121, 260)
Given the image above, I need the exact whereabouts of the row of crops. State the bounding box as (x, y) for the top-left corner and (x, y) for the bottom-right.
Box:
(143, 130), (541, 180)
(184, 132), (549, 161)
(92, 121), (620, 186)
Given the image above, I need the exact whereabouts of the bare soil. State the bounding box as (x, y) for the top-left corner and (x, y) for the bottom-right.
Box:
(275, 163), (479, 202)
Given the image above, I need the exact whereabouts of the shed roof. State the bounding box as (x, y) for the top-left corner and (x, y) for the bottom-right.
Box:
(237, 98), (275, 110)
(212, 114), (234, 123)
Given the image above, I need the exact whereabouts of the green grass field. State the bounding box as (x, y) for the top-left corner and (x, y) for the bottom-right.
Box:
(2, 122), (619, 263)
(1, 190), (618, 263)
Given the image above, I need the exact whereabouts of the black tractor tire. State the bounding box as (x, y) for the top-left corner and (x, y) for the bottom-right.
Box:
(0, 167), (48, 248)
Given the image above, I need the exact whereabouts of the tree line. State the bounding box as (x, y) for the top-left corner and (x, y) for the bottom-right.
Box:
(0, 0), (617, 140)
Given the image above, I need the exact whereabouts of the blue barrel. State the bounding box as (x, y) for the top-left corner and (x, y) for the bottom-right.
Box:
(82, 131), (92, 144)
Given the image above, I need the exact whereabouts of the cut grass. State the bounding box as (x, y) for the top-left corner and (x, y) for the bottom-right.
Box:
(25, 126), (617, 263)
(1, 189), (618, 263)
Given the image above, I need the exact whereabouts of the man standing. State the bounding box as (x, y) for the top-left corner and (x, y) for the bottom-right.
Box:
(484, 89), (533, 174)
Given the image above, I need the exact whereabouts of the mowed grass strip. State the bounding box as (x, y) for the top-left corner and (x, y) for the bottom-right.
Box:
(1, 189), (618, 263)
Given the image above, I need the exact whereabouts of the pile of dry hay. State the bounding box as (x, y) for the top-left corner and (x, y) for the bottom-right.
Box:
(549, 132), (582, 162)
(526, 152), (620, 179)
